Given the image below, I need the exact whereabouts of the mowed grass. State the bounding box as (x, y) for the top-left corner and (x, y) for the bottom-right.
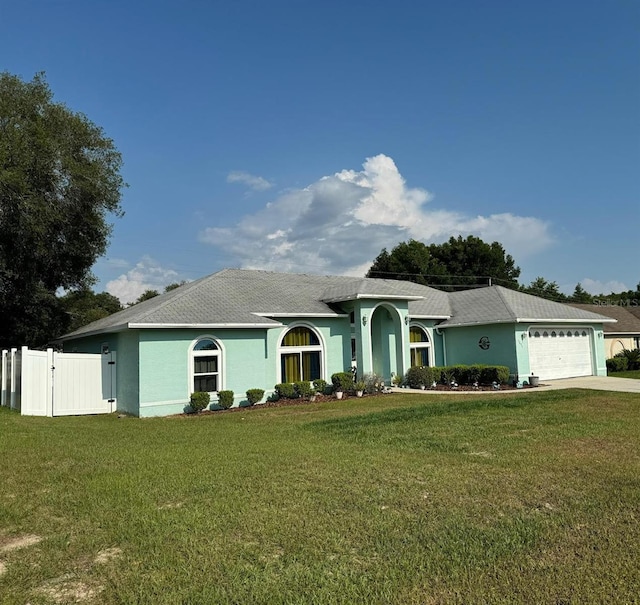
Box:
(609, 369), (640, 379)
(1, 389), (639, 604)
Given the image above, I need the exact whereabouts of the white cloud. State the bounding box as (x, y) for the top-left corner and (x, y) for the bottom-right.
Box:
(201, 154), (553, 276)
(580, 278), (629, 296)
(227, 170), (273, 191)
(106, 256), (180, 304)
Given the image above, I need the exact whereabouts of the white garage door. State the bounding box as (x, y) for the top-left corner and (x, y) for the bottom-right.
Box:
(528, 328), (593, 380)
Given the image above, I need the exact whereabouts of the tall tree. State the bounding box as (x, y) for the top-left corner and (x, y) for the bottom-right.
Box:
(428, 235), (520, 289)
(366, 239), (446, 286)
(569, 283), (593, 303)
(367, 236), (520, 290)
(0, 72), (125, 347)
(521, 277), (567, 302)
(59, 288), (123, 332)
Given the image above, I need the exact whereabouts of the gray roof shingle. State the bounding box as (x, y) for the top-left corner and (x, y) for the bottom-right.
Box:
(59, 269), (451, 339)
(438, 286), (616, 328)
(59, 271), (615, 340)
(567, 303), (640, 334)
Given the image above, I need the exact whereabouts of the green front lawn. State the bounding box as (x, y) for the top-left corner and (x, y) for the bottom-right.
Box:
(1, 390), (639, 604)
(609, 369), (640, 379)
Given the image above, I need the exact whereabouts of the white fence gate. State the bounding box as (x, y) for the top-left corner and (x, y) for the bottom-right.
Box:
(1, 347), (116, 417)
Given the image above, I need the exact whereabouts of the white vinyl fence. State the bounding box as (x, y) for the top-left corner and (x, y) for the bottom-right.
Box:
(1, 347), (116, 416)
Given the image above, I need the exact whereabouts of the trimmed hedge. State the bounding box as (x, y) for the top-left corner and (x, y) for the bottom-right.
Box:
(406, 364), (510, 387)
(607, 356), (628, 373)
(294, 381), (314, 398)
(313, 378), (328, 394)
(218, 390), (234, 409)
(189, 391), (210, 413)
(275, 383), (297, 399)
(331, 371), (355, 393)
(246, 388), (265, 405)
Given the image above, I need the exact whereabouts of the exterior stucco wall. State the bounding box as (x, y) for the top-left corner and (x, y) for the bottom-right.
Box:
(116, 331), (140, 415)
(442, 324), (518, 375)
(135, 317), (352, 417)
(605, 335), (640, 358)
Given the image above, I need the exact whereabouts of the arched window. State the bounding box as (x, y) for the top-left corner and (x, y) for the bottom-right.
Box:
(280, 326), (322, 383)
(192, 338), (220, 393)
(409, 326), (431, 367)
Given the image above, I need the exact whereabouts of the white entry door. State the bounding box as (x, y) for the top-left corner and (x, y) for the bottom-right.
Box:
(528, 328), (593, 380)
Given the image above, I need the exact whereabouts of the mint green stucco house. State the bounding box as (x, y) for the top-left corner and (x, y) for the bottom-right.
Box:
(58, 269), (613, 417)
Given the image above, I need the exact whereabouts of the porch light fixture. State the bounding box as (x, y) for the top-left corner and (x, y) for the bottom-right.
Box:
(404, 315), (409, 325)
(362, 315), (367, 326)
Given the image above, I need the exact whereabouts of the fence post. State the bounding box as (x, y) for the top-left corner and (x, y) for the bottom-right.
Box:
(1, 350), (6, 407)
(47, 348), (55, 417)
(10, 348), (18, 410)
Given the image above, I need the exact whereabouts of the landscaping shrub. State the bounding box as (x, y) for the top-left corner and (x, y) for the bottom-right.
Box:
(408, 364), (510, 387)
(620, 348), (640, 371)
(275, 383), (297, 399)
(189, 391), (210, 413)
(607, 356), (628, 373)
(331, 371), (354, 393)
(312, 378), (328, 394)
(294, 381), (314, 398)
(479, 365), (510, 385)
(405, 366), (433, 388)
(246, 388), (265, 405)
(363, 372), (384, 393)
(217, 390), (234, 409)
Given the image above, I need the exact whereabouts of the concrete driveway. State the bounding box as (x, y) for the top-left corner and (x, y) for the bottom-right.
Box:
(541, 376), (640, 393)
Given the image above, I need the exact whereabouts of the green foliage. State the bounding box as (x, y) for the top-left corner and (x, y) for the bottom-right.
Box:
(331, 371), (355, 393)
(164, 281), (187, 292)
(58, 287), (122, 331)
(405, 366), (434, 388)
(312, 378), (328, 394)
(521, 277), (567, 302)
(479, 365), (510, 384)
(607, 356), (628, 373)
(0, 72), (125, 347)
(131, 289), (160, 305)
(367, 236), (520, 290)
(354, 381), (366, 393)
(275, 383), (297, 399)
(189, 391), (210, 413)
(294, 381), (314, 398)
(618, 348), (640, 371)
(569, 283), (593, 303)
(246, 388), (265, 405)
(366, 239), (445, 286)
(407, 364), (510, 387)
(217, 390), (234, 409)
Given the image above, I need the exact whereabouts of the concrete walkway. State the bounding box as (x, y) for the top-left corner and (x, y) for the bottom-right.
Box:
(393, 376), (640, 395)
(541, 376), (640, 393)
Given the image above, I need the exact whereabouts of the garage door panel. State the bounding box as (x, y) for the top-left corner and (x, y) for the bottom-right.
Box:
(528, 328), (593, 380)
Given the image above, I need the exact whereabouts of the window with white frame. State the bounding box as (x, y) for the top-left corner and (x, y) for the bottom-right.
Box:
(192, 338), (220, 393)
(280, 326), (322, 383)
(409, 325), (431, 367)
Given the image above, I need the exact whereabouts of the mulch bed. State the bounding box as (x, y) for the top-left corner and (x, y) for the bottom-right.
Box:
(177, 383), (540, 417)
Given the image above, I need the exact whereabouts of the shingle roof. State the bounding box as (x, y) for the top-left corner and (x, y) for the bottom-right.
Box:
(59, 269), (451, 339)
(59, 271), (615, 341)
(438, 286), (615, 328)
(567, 303), (640, 334)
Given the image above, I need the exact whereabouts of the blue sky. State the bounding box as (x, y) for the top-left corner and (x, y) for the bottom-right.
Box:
(2, 0), (638, 302)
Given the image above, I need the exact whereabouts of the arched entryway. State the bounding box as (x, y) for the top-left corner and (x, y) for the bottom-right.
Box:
(370, 304), (404, 382)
